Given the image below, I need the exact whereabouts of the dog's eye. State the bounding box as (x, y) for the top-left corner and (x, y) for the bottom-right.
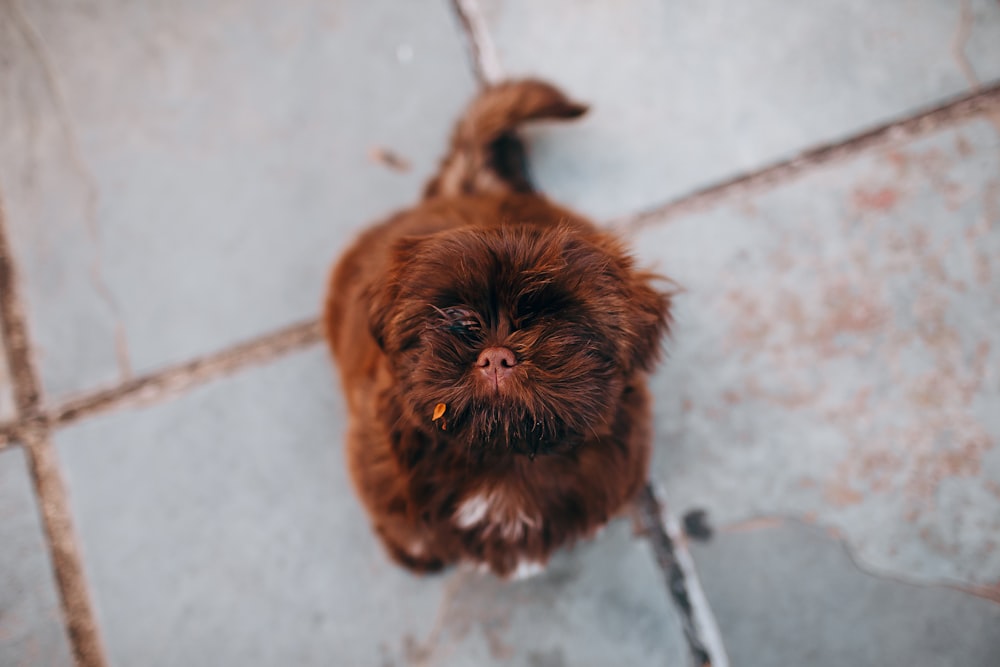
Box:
(443, 307), (481, 335)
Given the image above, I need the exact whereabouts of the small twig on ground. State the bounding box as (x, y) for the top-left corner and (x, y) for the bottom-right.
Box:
(369, 147), (412, 172)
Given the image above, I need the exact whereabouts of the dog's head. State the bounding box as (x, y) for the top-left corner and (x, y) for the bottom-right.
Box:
(366, 224), (671, 457)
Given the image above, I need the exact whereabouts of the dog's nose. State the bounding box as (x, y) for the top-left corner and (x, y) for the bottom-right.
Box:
(476, 347), (517, 384)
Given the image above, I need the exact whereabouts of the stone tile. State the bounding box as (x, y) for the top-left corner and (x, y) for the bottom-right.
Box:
(479, 0), (1000, 219)
(968, 0), (1000, 83)
(636, 118), (1000, 587)
(55, 348), (687, 666)
(419, 519), (688, 667)
(0, 327), (15, 422)
(0, 0), (476, 401)
(690, 521), (1000, 667)
(0, 446), (74, 667)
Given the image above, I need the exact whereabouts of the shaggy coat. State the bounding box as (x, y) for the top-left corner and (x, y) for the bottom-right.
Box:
(324, 80), (671, 577)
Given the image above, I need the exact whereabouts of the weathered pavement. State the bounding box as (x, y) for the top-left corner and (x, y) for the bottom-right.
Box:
(2, 1), (999, 665)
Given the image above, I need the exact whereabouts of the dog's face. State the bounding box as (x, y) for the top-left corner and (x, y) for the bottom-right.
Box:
(367, 224), (670, 458)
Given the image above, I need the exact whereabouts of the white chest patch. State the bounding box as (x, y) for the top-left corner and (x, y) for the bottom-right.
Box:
(454, 491), (540, 541)
(454, 494), (491, 529)
(509, 559), (546, 580)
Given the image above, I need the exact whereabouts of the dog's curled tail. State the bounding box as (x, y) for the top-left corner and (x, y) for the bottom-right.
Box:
(423, 79), (588, 199)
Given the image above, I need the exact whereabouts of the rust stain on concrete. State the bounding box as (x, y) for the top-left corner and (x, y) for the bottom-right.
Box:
(720, 517), (786, 533)
(700, 124), (1000, 575)
(852, 186), (900, 212)
(823, 478), (865, 508)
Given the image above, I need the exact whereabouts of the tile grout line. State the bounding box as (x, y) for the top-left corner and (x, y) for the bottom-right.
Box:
(634, 483), (729, 667)
(48, 319), (323, 428)
(610, 81), (1000, 234)
(0, 320), (323, 453)
(659, 503), (730, 667)
(449, 0), (504, 86)
(0, 195), (107, 667)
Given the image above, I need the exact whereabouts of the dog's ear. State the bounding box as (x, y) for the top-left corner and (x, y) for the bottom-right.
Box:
(585, 230), (674, 372)
(365, 236), (426, 351)
(624, 271), (674, 372)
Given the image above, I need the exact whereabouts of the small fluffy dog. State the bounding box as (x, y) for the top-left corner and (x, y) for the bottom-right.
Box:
(324, 80), (671, 578)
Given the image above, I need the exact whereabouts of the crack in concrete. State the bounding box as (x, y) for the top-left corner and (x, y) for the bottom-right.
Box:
(955, 582), (1000, 605)
(714, 514), (1000, 607)
(952, 0), (980, 91)
(449, 0), (504, 86)
(113, 322), (133, 381)
(0, 193), (108, 667)
(6, 0), (133, 383)
(610, 82), (1000, 235)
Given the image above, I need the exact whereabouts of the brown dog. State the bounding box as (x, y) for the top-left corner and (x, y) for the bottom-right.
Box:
(324, 80), (672, 578)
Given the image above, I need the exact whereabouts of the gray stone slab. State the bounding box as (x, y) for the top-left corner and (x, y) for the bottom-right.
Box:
(0, 327), (15, 422)
(690, 521), (1000, 667)
(0, 446), (75, 667)
(968, 0), (1000, 83)
(479, 0), (1000, 219)
(636, 118), (1000, 587)
(412, 518), (688, 667)
(55, 348), (688, 666)
(0, 0), (476, 400)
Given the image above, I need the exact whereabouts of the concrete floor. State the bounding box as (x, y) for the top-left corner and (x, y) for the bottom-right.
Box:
(1, 1), (999, 665)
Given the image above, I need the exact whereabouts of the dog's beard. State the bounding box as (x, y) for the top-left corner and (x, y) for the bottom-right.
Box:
(421, 390), (586, 458)
(397, 343), (619, 459)
(451, 394), (572, 458)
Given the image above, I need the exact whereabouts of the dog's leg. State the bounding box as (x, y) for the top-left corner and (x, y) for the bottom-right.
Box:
(375, 523), (448, 574)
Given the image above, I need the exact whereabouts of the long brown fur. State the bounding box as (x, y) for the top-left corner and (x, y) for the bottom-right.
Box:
(324, 79), (672, 577)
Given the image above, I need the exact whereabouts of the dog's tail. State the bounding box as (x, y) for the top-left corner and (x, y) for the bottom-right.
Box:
(423, 79), (588, 199)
